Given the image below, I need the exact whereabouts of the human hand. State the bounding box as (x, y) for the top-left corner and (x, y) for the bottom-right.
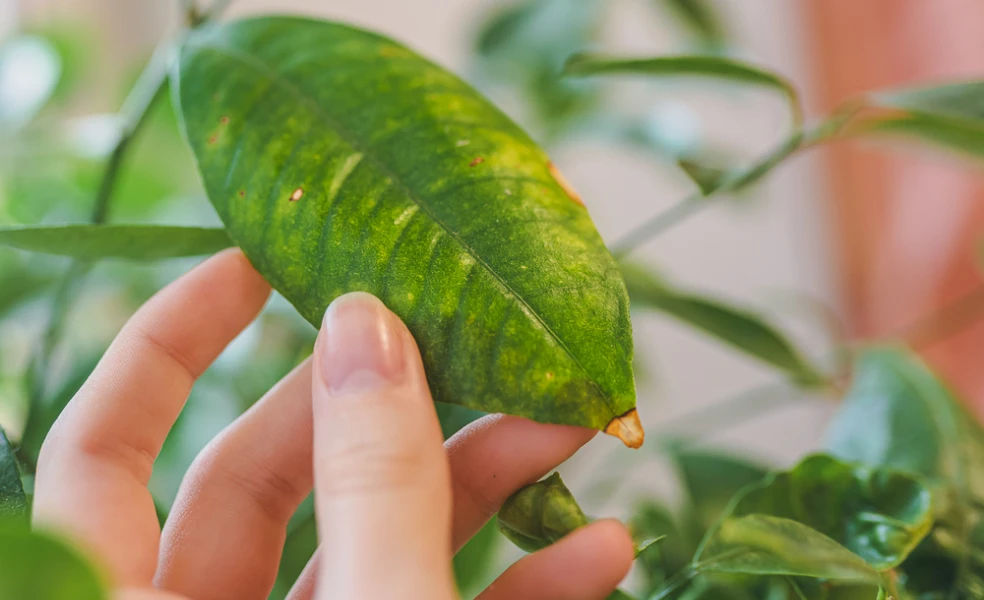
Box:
(32, 250), (634, 600)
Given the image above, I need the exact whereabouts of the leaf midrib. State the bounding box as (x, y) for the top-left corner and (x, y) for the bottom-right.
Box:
(187, 35), (617, 410)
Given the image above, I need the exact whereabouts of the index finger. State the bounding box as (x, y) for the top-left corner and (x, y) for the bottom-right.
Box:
(33, 249), (270, 587)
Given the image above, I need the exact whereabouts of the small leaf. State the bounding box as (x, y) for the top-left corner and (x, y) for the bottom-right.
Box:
(0, 224), (232, 260)
(0, 521), (107, 599)
(849, 81), (984, 159)
(497, 472), (589, 552)
(697, 515), (879, 582)
(677, 158), (728, 196)
(177, 17), (640, 445)
(564, 53), (802, 125)
(620, 262), (824, 385)
(722, 454), (933, 570)
(0, 428), (28, 521)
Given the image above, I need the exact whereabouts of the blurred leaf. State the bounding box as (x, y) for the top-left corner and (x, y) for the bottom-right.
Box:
(0, 521), (107, 599)
(696, 515), (879, 582)
(670, 449), (769, 532)
(678, 158), (728, 195)
(0, 428), (27, 521)
(850, 81), (984, 159)
(823, 347), (984, 596)
(471, 0), (607, 137)
(19, 355), (100, 468)
(620, 262), (824, 386)
(722, 454), (933, 570)
(436, 402), (486, 440)
(454, 518), (500, 597)
(564, 53), (802, 125)
(277, 509), (317, 592)
(824, 347), (979, 481)
(657, 0), (726, 47)
(0, 224), (232, 260)
(0, 252), (54, 318)
(498, 472), (589, 553)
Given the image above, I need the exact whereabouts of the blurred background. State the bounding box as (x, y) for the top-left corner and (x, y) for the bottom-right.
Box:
(2, 0), (983, 597)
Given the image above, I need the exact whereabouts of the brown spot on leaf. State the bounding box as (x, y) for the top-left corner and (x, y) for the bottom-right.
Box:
(469, 157), (485, 167)
(548, 161), (584, 206)
(237, 190), (245, 198)
(545, 372), (554, 381)
(290, 188), (304, 202)
(220, 115), (230, 125)
(604, 408), (644, 449)
(208, 135), (218, 145)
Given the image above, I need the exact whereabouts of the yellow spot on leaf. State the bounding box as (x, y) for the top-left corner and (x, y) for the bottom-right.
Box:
(290, 188), (304, 202)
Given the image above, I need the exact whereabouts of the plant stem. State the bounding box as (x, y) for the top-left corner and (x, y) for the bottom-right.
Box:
(611, 131), (806, 258)
(25, 0), (230, 411)
(647, 567), (697, 600)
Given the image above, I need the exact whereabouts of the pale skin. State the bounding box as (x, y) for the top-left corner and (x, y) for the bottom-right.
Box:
(32, 249), (634, 600)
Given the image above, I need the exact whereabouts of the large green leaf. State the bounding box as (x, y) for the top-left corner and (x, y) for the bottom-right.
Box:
(0, 428), (27, 521)
(176, 17), (640, 445)
(696, 515), (878, 583)
(850, 81), (984, 159)
(823, 347), (984, 596)
(722, 454), (933, 570)
(0, 522), (107, 600)
(564, 54), (802, 124)
(620, 262), (823, 385)
(0, 224), (232, 260)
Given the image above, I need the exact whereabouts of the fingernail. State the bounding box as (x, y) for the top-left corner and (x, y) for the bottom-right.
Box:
(318, 292), (405, 394)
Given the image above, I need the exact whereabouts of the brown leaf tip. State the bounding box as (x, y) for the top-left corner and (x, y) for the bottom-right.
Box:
(605, 408), (644, 449)
(469, 157), (485, 167)
(290, 188), (304, 202)
(548, 162), (585, 207)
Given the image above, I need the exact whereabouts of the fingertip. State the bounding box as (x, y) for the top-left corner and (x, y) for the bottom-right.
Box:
(209, 248), (271, 297)
(583, 519), (636, 581)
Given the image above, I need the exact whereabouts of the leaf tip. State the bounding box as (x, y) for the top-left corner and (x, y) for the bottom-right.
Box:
(605, 408), (644, 448)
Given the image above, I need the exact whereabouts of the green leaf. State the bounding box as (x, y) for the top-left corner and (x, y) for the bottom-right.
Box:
(697, 515), (879, 582)
(176, 17), (640, 445)
(721, 454), (933, 570)
(0, 428), (28, 521)
(454, 517), (500, 597)
(677, 159), (728, 196)
(620, 262), (823, 386)
(670, 449), (770, 532)
(497, 472), (589, 552)
(823, 347), (984, 595)
(0, 224), (232, 260)
(824, 347), (981, 481)
(0, 521), (107, 599)
(563, 54), (802, 125)
(851, 81), (984, 159)
(657, 0), (726, 47)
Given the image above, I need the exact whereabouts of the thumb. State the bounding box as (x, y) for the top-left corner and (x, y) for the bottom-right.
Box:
(311, 292), (456, 600)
